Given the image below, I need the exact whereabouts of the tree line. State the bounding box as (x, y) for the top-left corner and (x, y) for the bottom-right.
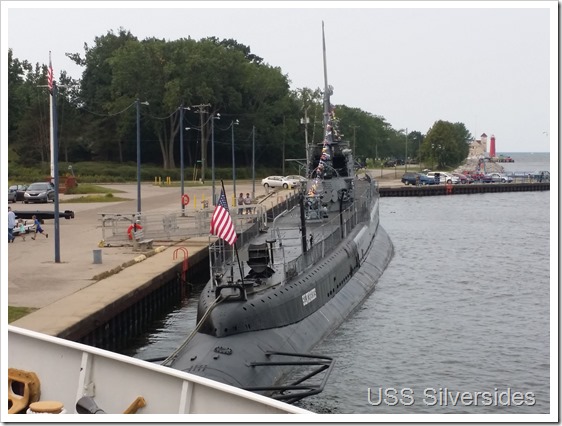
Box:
(8, 28), (472, 177)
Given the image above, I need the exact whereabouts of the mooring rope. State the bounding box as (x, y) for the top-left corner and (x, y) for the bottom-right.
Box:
(160, 294), (226, 366)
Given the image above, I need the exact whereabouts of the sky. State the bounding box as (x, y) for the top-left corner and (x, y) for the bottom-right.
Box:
(2, 1), (557, 153)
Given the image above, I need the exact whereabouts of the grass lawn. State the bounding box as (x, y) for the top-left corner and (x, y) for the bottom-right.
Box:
(8, 306), (37, 323)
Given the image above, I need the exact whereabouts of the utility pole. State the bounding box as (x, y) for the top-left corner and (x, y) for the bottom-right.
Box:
(351, 125), (360, 154)
(301, 107), (310, 172)
(136, 99), (149, 214)
(191, 104), (210, 182)
(282, 116), (286, 176)
(231, 119), (239, 199)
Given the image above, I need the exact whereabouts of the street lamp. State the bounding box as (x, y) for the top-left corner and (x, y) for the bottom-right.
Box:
(231, 119), (239, 199)
(179, 105), (190, 215)
(252, 125), (256, 200)
(136, 99), (149, 214)
(211, 113), (220, 205)
(404, 128), (408, 173)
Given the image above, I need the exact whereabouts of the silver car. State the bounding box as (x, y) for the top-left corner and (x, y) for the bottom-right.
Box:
(261, 176), (297, 189)
(284, 175), (307, 187)
(488, 173), (513, 183)
(24, 182), (55, 203)
(426, 172), (460, 184)
(8, 188), (16, 203)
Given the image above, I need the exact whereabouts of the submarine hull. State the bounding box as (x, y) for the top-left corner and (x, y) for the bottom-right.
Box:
(168, 223), (393, 393)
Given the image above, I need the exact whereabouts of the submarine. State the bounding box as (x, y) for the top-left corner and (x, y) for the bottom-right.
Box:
(162, 23), (394, 403)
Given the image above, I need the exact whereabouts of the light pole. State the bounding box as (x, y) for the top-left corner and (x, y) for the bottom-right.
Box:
(301, 107), (310, 169)
(179, 105), (190, 215)
(252, 125), (256, 200)
(351, 125), (360, 155)
(404, 127), (408, 173)
(136, 99), (149, 214)
(180, 103), (191, 216)
(231, 119), (239, 199)
(211, 113), (220, 205)
(418, 139), (422, 172)
(431, 143), (435, 170)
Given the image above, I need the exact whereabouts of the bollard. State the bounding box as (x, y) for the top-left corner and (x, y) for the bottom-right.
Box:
(93, 249), (102, 264)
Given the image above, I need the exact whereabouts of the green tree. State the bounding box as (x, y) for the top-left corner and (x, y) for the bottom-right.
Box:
(68, 28), (139, 162)
(12, 31), (477, 177)
(422, 120), (471, 169)
(8, 49), (32, 145)
(334, 106), (394, 162)
(9, 59), (52, 167)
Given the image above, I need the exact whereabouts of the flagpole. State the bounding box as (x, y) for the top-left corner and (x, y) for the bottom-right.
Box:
(49, 51), (55, 182)
(52, 81), (61, 263)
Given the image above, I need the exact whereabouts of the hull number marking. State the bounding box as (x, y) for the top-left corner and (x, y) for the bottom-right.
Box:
(302, 288), (317, 306)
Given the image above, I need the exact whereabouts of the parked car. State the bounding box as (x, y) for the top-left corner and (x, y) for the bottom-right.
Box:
(8, 184), (28, 202)
(453, 173), (474, 184)
(23, 182), (55, 203)
(261, 176), (297, 189)
(488, 173), (513, 183)
(466, 172), (492, 183)
(383, 159), (397, 167)
(425, 171), (460, 184)
(401, 172), (437, 186)
(284, 175), (307, 187)
(8, 188), (16, 203)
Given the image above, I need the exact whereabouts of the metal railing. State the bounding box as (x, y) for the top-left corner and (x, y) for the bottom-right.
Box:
(99, 203), (267, 245)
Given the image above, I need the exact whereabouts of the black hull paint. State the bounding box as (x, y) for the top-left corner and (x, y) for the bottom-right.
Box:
(167, 220), (393, 393)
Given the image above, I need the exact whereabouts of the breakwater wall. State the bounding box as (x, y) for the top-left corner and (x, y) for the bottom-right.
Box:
(379, 182), (549, 197)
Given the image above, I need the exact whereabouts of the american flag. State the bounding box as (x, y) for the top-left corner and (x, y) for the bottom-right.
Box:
(47, 54), (53, 94)
(210, 188), (237, 245)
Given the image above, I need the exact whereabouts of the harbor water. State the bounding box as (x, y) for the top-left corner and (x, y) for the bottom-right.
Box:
(125, 152), (553, 415)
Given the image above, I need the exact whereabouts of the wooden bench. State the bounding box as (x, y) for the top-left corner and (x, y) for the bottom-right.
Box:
(132, 230), (154, 251)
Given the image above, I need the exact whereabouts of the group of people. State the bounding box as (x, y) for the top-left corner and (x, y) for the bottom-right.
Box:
(237, 192), (253, 215)
(7, 207), (48, 243)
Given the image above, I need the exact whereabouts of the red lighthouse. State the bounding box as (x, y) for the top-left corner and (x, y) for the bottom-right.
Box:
(490, 135), (496, 158)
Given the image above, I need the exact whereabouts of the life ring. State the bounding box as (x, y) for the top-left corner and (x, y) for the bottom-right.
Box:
(127, 224), (142, 240)
(181, 194), (190, 206)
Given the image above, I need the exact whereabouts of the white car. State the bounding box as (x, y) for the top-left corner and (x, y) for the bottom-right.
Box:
(425, 171), (460, 184)
(488, 173), (513, 183)
(284, 175), (307, 187)
(261, 176), (298, 189)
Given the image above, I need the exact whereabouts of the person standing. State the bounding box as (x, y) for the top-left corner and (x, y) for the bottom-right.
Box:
(18, 220), (27, 241)
(8, 207), (16, 243)
(237, 192), (245, 215)
(244, 193), (253, 214)
(31, 215), (48, 240)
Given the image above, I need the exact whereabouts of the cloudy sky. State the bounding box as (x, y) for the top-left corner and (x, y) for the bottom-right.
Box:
(3, 1), (556, 153)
